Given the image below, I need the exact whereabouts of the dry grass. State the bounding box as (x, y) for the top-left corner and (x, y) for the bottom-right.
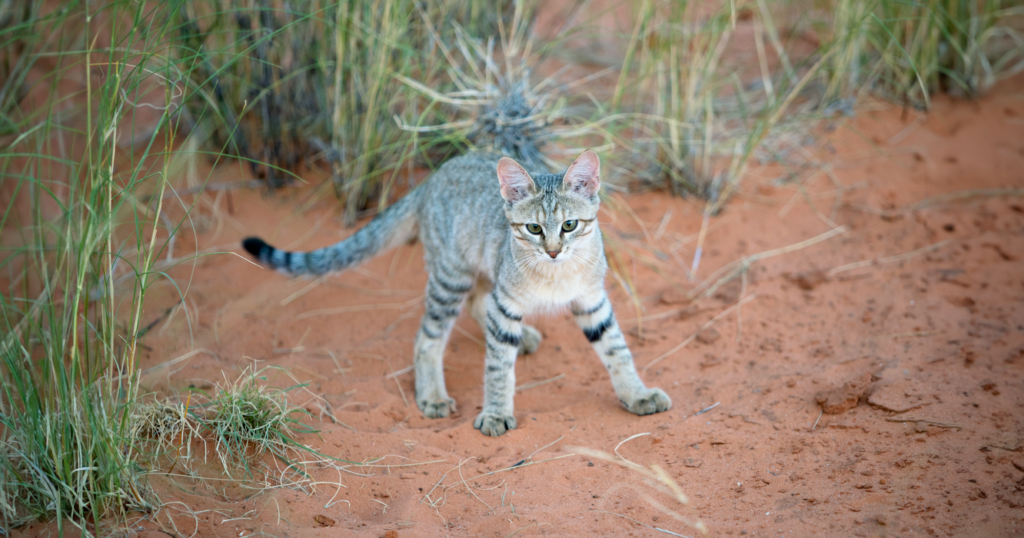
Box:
(3, 0), (1023, 534)
(570, 445), (707, 536)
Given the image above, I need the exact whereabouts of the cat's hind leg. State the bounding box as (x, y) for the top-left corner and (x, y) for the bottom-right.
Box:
(414, 269), (472, 418)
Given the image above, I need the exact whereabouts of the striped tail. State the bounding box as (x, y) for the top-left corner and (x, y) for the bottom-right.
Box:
(242, 189), (420, 275)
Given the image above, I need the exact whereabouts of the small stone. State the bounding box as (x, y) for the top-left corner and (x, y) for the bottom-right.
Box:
(696, 327), (721, 345)
(814, 372), (872, 414)
(784, 269), (828, 290)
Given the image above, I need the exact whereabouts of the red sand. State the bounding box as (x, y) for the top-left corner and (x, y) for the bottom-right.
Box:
(17, 79), (1024, 538)
(106, 76), (1024, 538)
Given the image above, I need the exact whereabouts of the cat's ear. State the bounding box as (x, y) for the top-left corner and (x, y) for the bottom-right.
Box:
(563, 149), (600, 198)
(497, 157), (535, 203)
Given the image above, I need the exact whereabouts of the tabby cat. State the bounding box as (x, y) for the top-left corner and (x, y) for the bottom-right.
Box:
(242, 150), (671, 436)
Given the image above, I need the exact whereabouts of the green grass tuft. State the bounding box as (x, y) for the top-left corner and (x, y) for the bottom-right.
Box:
(198, 367), (320, 479)
(823, 0), (1024, 110)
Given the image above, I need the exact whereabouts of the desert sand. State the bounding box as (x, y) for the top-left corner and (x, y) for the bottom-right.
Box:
(36, 72), (1014, 538)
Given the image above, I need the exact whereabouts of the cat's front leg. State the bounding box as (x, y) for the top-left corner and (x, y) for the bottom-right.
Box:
(572, 291), (671, 415)
(474, 288), (524, 436)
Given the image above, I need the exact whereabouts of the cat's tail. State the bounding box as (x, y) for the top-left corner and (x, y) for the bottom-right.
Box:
(241, 188), (421, 276)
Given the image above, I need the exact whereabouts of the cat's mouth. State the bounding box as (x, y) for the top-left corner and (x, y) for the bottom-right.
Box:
(536, 251), (571, 265)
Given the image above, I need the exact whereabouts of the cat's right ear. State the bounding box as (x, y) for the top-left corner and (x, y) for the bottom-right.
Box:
(497, 157), (535, 204)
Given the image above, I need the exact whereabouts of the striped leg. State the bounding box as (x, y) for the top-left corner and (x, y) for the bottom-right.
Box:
(415, 269), (472, 418)
(572, 291), (671, 415)
(473, 287), (525, 436)
(468, 284), (541, 356)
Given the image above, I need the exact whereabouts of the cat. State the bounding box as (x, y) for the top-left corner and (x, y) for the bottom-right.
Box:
(242, 150), (671, 436)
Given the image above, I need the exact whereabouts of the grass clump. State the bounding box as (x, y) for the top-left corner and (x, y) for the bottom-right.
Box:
(823, 0), (1024, 109)
(611, 0), (1022, 204)
(612, 0), (822, 208)
(395, 1), (616, 174)
(133, 366), (332, 487)
(172, 0), (517, 224)
(199, 367), (320, 479)
(1, 0), (201, 532)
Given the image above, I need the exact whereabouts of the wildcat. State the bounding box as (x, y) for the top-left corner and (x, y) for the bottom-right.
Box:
(242, 150), (671, 436)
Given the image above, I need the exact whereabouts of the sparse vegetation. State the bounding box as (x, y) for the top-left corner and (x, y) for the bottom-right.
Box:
(0, 0), (180, 532)
(1, 0), (1021, 534)
(133, 366), (337, 482)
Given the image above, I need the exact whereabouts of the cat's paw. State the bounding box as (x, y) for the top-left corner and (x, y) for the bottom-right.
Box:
(518, 325), (542, 355)
(622, 388), (672, 416)
(474, 411), (517, 436)
(418, 396), (457, 419)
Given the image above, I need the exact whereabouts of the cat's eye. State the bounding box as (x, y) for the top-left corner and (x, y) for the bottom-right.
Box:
(525, 223), (543, 235)
(561, 220), (579, 232)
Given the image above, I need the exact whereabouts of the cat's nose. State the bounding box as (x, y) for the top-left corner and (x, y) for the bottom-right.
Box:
(546, 250), (560, 259)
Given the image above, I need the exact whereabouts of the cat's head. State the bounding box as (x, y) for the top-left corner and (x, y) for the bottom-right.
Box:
(497, 150), (601, 265)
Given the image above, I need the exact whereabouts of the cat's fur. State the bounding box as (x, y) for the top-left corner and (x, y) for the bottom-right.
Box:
(242, 150), (671, 436)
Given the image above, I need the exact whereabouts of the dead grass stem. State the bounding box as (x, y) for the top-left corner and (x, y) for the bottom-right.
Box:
(643, 294), (757, 375)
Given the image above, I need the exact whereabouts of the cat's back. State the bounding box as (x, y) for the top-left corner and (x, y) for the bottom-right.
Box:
(422, 152), (503, 199)
(414, 153), (509, 264)
(417, 152), (506, 223)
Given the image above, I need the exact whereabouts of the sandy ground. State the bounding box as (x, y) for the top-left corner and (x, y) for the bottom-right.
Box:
(16, 77), (1024, 537)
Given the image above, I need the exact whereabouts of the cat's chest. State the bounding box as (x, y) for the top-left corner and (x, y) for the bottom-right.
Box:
(519, 269), (596, 311)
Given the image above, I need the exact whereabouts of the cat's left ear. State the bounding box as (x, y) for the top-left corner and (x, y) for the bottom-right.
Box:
(563, 150), (600, 198)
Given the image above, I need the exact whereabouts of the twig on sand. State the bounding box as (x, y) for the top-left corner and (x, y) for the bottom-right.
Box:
(690, 226), (846, 301)
(454, 323), (485, 347)
(694, 402), (720, 416)
(322, 467), (347, 508)
(421, 467), (455, 505)
(280, 277), (325, 306)
(457, 457), (494, 514)
(527, 435), (565, 461)
(812, 409), (823, 431)
(441, 453), (577, 489)
(515, 374), (565, 392)
(385, 359), (409, 408)
(318, 399), (356, 431)
(736, 271), (748, 343)
(349, 458), (447, 469)
(643, 295), (757, 374)
(613, 193), (653, 244)
(591, 510), (693, 537)
(385, 365), (414, 379)
(614, 432), (651, 469)
(370, 498), (389, 513)
(654, 209), (674, 241)
(828, 240), (951, 276)
(689, 213), (711, 281)
(570, 447), (707, 534)
(884, 417), (961, 430)
(296, 296), (424, 320)
(136, 348), (219, 380)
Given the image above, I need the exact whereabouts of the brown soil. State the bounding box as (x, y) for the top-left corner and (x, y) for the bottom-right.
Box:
(19, 80), (1024, 538)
